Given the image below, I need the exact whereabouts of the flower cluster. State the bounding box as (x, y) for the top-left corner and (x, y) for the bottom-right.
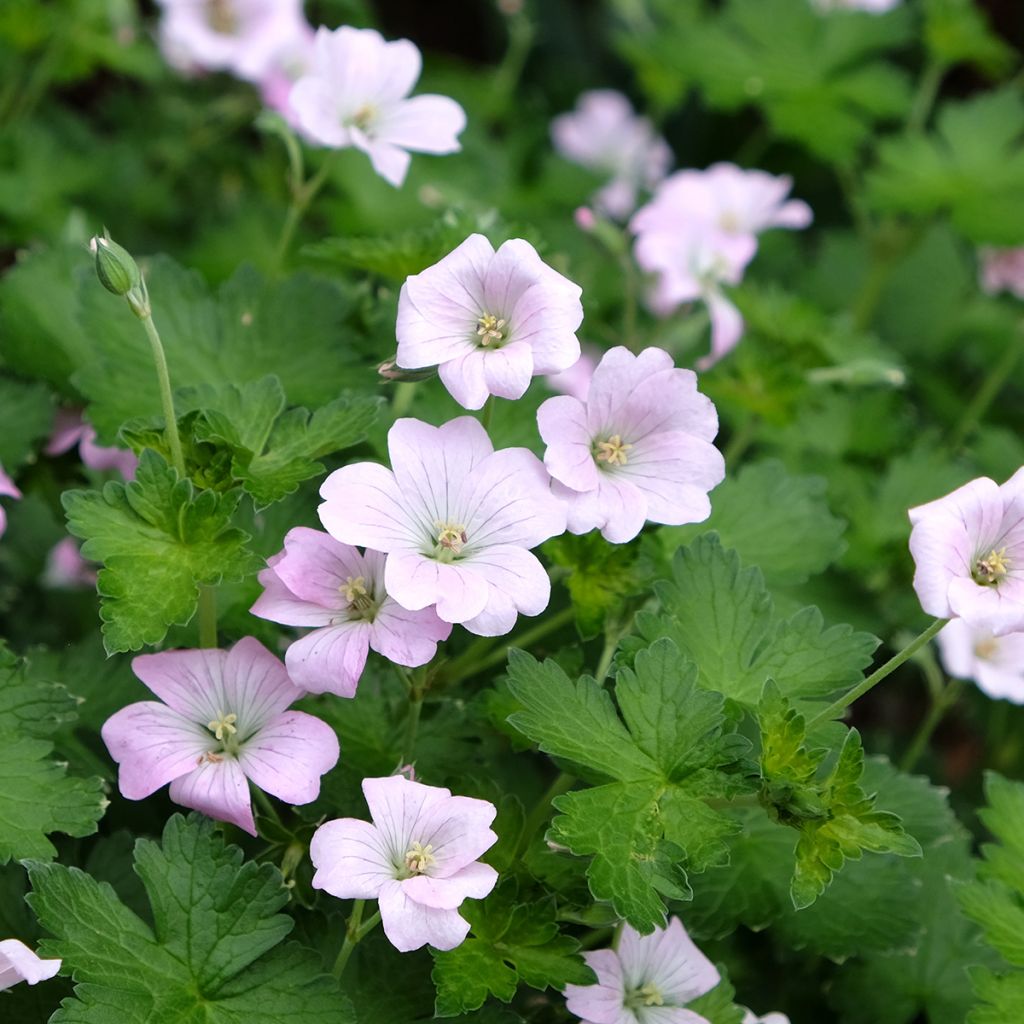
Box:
(630, 163), (811, 367)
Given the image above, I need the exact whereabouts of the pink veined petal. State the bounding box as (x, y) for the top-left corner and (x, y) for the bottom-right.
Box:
(909, 517), (974, 618)
(284, 621), (371, 697)
(641, 1008), (713, 1024)
(556, 479), (608, 537)
(948, 575), (1024, 636)
(238, 710), (340, 805)
(377, 878), (472, 952)
(590, 474), (650, 544)
(439, 351), (491, 409)
(544, 442), (600, 493)
(250, 566), (337, 628)
(699, 289), (744, 369)
(362, 775), (451, 857)
(585, 347), (675, 436)
(400, 862), (498, 910)
(608, 364), (719, 444)
(458, 545), (551, 636)
(319, 461), (420, 552)
(130, 647), (227, 721)
(933, 619), (975, 680)
(565, 949), (631, 1024)
(505, 282), (583, 374)
(223, 636), (300, 729)
(414, 795), (499, 875)
(908, 476), (1002, 533)
(376, 94), (466, 154)
(370, 598), (453, 667)
(481, 341), (535, 401)
(352, 129), (413, 187)
(619, 918), (720, 1005)
(384, 549), (491, 624)
(169, 757), (256, 836)
(271, 527), (367, 609)
(310, 818), (393, 899)
(101, 701), (213, 800)
(537, 394), (592, 447)
(0, 939), (61, 990)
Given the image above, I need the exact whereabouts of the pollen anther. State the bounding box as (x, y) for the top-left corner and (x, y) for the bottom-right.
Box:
(595, 434), (633, 467)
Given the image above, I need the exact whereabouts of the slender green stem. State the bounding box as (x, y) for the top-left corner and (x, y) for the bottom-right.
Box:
(252, 786), (282, 827)
(332, 899), (381, 978)
(391, 381), (418, 418)
(140, 313), (186, 478)
(490, 11), (535, 119)
(620, 250), (639, 353)
(197, 586), (218, 648)
(900, 677), (963, 773)
(595, 628), (622, 686)
(273, 153), (338, 272)
(807, 618), (948, 730)
(401, 688), (424, 766)
(949, 323), (1024, 449)
(514, 771), (576, 859)
(480, 395), (495, 432)
(907, 59), (946, 134)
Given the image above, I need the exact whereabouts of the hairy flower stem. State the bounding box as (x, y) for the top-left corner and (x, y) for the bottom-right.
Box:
(197, 586), (218, 648)
(401, 686), (424, 766)
(949, 322), (1024, 449)
(514, 771), (576, 860)
(141, 313), (186, 479)
(332, 900), (383, 978)
(273, 152), (339, 273)
(806, 617), (948, 730)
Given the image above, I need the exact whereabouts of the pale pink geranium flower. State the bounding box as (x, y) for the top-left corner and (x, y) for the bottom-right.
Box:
(564, 917), (720, 1024)
(0, 464), (20, 539)
(0, 940), (61, 992)
(250, 527), (451, 697)
(909, 469), (1024, 635)
(545, 345), (600, 402)
(395, 234), (584, 409)
(539, 346), (724, 544)
(101, 637), (339, 836)
(551, 90), (673, 220)
(978, 247), (1024, 300)
(46, 409), (137, 480)
(936, 619), (1024, 704)
(319, 417), (566, 636)
(290, 26), (466, 188)
(311, 774), (498, 952)
(156, 0), (312, 83)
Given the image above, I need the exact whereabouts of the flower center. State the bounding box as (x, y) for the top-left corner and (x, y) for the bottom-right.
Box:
(974, 636), (1000, 660)
(205, 0), (237, 34)
(339, 575), (376, 617)
(624, 982), (665, 1009)
(974, 547), (1010, 586)
(594, 434), (633, 467)
(718, 210), (740, 233)
(404, 841), (436, 875)
(434, 521), (468, 561)
(207, 710), (238, 742)
(348, 104), (376, 132)
(476, 313), (507, 346)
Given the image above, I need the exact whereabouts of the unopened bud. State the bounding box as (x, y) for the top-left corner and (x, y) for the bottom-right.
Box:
(378, 358), (438, 383)
(91, 232), (150, 319)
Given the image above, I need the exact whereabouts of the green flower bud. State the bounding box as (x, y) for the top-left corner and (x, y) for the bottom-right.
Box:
(91, 233), (150, 319)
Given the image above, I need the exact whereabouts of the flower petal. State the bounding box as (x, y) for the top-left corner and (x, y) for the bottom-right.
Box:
(284, 622), (371, 697)
(371, 599), (453, 667)
(311, 818), (393, 899)
(362, 775), (451, 858)
(319, 461), (419, 552)
(0, 939), (61, 991)
(416, 794), (499, 876)
(377, 879), (471, 952)
(384, 549), (490, 624)
(239, 710), (339, 805)
(169, 758), (256, 836)
(401, 862), (498, 909)
(223, 637), (300, 729)
(376, 94), (466, 154)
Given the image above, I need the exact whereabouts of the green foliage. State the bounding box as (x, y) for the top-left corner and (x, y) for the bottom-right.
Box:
(506, 639), (752, 930)
(0, 374), (53, 471)
(631, 535), (877, 708)
(27, 814), (352, 1023)
(867, 87), (1024, 245)
(0, 644), (105, 863)
(185, 375), (381, 508)
(431, 881), (595, 1017)
(758, 682), (920, 909)
(62, 450), (262, 653)
(923, 0), (1015, 76)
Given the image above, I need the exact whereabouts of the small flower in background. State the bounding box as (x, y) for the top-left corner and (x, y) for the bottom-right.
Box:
(289, 26), (466, 187)
(539, 346), (724, 543)
(257, 26), (315, 128)
(978, 247), (1024, 300)
(46, 409), (138, 480)
(563, 916), (720, 1024)
(395, 234), (584, 409)
(0, 939), (61, 992)
(0, 464), (21, 539)
(813, 0), (901, 11)
(545, 345), (600, 402)
(936, 619), (1024, 704)
(156, 0), (313, 83)
(250, 527), (451, 697)
(43, 538), (97, 590)
(311, 774), (498, 952)
(551, 89), (673, 220)
(101, 637), (339, 836)
(319, 417), (566, 636)
(909, 470), (1024, 635)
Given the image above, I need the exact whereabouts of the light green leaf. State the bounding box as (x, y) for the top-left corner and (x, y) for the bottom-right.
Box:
(62, 449), (262, 653)
(26, 814), (353, 1024)
(924, 0), (1015, 76)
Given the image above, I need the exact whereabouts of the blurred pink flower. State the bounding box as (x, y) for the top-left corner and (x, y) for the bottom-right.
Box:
(156, 0), (312, 83)
(545, 345), (600, 402)
(290, 26), (466, 187)
(551, 90), (673, 219)
(46, 409), (137, 480)
(936, 619), (1024, 704)
(564, 916), (720, 1024)
(909, 470), (1024, 635)
(258, 24), (315, 128)
(250, 527), (451, 697)
(43, 537), (97, 590)
(814, 0), (901, 11)
(539, 346), (723, 543)
(0, 464), (20, 540)
(102, 637), (339, 836)
(319, 417), (566, 636)
(395, 234), (584, 409)
(0, 940), (61, 992)
(311, 774), (498, 952)
(978, 247), (1024, 300)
